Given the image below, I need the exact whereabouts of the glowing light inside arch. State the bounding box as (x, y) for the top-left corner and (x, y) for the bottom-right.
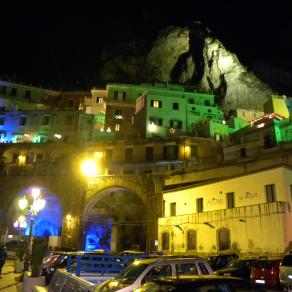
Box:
(84, 218), (112, 252)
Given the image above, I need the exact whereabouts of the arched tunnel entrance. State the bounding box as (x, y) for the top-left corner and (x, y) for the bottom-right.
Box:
(82, 187), (146, 253)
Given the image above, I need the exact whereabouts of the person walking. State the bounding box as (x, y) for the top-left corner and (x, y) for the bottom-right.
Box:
(0, 245), (8, 277)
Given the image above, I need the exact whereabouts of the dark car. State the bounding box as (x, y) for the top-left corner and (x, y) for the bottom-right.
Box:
(134, 275), (265, 292)
(41, 252), (77, 284)
(207, 253), (239, 270)
(250, 258), (281, 287)
(214, 258), (257, 280)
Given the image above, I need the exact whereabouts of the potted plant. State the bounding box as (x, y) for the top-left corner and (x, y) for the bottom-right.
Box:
(22, 237), (47, 292)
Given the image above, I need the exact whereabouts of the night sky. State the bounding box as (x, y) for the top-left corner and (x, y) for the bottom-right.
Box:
(1, 1), (291, 91)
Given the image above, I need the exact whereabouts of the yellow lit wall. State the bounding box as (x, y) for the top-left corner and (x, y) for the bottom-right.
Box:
(160, 166), (292, 255)
(264, 95), (289, 119)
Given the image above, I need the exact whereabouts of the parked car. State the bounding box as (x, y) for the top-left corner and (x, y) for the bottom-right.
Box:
(94, 256), (213, 292)
(134, 275), (265, 292)
(206, 253), (239, 270)
(279, 253), (292, 289)
(250, 258), (281, 287)
(214, 258), (257, 280)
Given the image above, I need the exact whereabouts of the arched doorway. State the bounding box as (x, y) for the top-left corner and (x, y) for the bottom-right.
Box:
(82, 186), (146, 253)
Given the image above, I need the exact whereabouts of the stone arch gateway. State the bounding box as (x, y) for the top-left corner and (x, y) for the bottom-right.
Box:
(80, 174), (164, 253)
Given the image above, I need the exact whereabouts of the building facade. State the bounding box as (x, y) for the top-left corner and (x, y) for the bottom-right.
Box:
(159, 165), (292, 256)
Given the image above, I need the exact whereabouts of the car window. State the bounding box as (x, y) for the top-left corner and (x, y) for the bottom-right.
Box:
(197, 262), (210, 275)
(282, 255), (292, 267)
(143, 264), (172, 283)
(116, 263), (149, 282)
(176, 263), (198, 275)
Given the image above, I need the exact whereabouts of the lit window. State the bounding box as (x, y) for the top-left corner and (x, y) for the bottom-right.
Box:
(115, 124), (120, 132)
(151, 100), (162, 108)
(96, 97), (103, 103)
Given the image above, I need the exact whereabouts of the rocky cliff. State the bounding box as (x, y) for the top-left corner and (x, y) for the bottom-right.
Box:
(98, 22), (273, 113)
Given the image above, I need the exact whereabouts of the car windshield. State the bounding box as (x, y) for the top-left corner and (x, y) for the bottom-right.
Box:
(227, 260), (245, 269)
(115, 262), (149, 283)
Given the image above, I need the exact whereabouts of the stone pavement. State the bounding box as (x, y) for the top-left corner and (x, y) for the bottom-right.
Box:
(0, 259), (22, 291)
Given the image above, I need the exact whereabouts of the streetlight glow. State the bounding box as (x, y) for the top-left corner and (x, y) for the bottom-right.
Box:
(19, 196), (28, 210)
(16, 187), (46, 272)
(81, 159), (98, 177)
(31, 188), (41, 199)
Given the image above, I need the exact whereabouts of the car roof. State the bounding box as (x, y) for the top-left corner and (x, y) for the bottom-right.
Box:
(134, 256), (206, 265)
(153, 275), (249, 285)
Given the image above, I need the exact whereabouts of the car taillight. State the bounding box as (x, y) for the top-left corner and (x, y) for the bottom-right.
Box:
(271, 267), (275, 275)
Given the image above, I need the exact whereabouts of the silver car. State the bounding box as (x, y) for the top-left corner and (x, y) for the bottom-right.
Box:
(280, 254), (292, 289)
(94, 256), (213, 292)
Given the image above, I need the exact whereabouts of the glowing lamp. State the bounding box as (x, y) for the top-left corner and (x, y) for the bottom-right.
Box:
(19, 196), (28, 210)
(32, 188), (41, 199)
(149, 122), (157, 133)
(81, 159), (98, 177)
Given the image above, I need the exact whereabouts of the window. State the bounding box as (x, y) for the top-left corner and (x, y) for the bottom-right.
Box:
(204, 100), (210, 106)
(0, 117), (4, 125)
(0, 106), (5, 111)
(196, 198), (203, 213)
(191, 145), (198, 158)
(151, 100), (162, 108)
(1, 86), (7, 94)
(145, 147), (154, 162)
(122, 92), (126, 100)
(266, 184), (276, 203)
(145, 265), (172, 282)
(24, 90), (31, 99)
(218, 228), (230, 251)
(240, 147), (246, 158)
(162, 232), (169, 250)
(19, 116), (27, 126)
(149, 117), (163, 126)
(42, 116), (50, 125)
(163, 145), (178, 160)
(125, 148), (133, 161)
(189, 98), (194, 104)
(43, 94), (48, 101)
(173, 102), (179, 110)
(115, 123), (120, 131)
(170, 202), (176, 216)
(176, 263), (198, 275)
(96, 97), (103, 103)
(226, 192), (235, 208)
(105, 149), (113, 162)
(198, 263), (210, 275)
(169, 120), (182, 129)
(162, 200), (165, 217)
(187, 230), (197, 250)
(35, 153), (44, 163)
(114, 91), (118, 100)
(11, 88), (17, 96)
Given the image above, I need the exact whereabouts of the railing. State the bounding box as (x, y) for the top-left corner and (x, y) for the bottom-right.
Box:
(67, 253), (144, 277)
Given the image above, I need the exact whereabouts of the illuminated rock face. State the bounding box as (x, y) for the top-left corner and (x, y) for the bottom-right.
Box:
(98, 22), (273, 113)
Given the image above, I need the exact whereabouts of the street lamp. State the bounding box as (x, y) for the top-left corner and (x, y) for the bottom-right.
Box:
(18, 187), (46, 271)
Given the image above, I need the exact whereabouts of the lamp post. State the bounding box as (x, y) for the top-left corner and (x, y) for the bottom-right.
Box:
(18, 187), (45, 272)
